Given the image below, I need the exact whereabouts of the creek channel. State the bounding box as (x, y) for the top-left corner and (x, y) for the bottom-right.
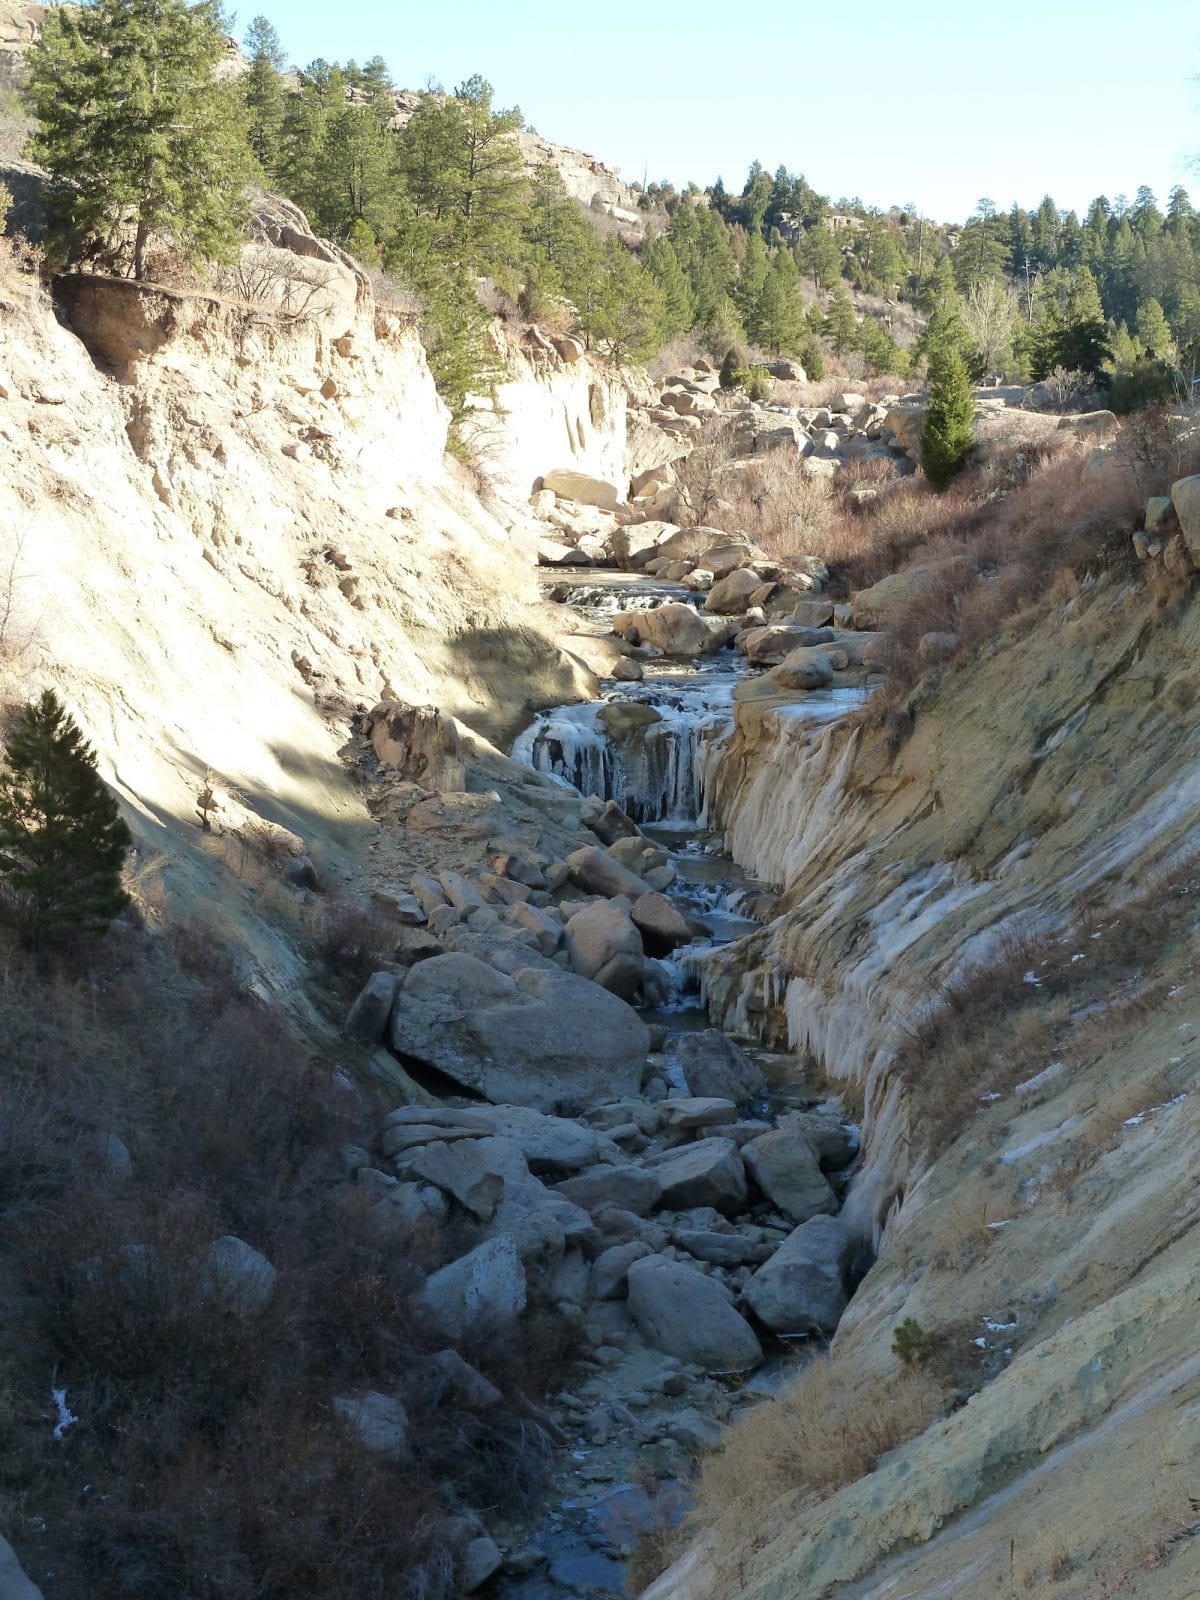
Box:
(491, 572), (865, 1598)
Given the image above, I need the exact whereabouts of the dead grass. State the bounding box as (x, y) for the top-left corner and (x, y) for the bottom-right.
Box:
(900, 853), (1200, 1156)
(689, 1352), (947, 1564)
(0, 923), (574, 1599)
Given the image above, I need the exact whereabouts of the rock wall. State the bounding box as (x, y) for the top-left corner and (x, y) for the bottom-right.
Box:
(0, 222), (600, 996)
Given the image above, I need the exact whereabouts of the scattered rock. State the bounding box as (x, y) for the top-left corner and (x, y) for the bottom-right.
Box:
(642, 1138), (748, 1215)
(742, 1129), (838, 1224)
(675, 1030), (766, 1105)
(741, 1214), (853, 1335)
(345, 971), (401, 1045)
(418, 1235), (527, 1341)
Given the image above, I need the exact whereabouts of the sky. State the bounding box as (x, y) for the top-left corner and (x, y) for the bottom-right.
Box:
(252, 0), (1200, 222)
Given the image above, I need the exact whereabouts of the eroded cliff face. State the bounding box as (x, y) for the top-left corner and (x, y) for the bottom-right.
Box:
(0, 223), (623, 994)
(646, 576), (1200, 1599)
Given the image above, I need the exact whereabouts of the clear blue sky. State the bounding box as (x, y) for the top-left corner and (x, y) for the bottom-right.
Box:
(249, 0), (1200, 222)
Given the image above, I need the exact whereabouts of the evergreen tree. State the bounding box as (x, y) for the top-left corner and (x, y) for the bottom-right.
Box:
(316, 104), (398, 245)
(24, 0), (253, 279)
(644, 236), (694, 342)
(1134, 296), (1173, 359)
(0, 689), (131, 950)
(799, 222), (841, 291)
(242, 15), (286, 178)
(751, 249), (806, 354)
(920, 346), (974, 488)
(823, 282), (858, 355)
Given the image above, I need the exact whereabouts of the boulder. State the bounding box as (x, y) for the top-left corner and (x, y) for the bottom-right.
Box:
(741, 1214), (853, 1335)
(675, 1030), (766, 1104)
(460, 1105), (603, 1174)
(788, 1107), (860, 1172)
(742, 1129), (838, 1224)
(740, 624), (834, 666)
(362, 700), (466, 791)
(1144, 495), (1179, 536)
(699, 538), (756, 580)
(626, 1255), (762, 1371)
(674, 1229), (774, 1267)
(593, 950), (650, 1002)
(611, 521), (678, 570)
(345, 971), (401, 1045)
(792, 599), (835, 627)
(554, 1164), (663, 1217)
(597, 700), (661, 738)
(704, 567), (762, 615)
(408, 1139), (506, 1221)
(659, 1097), (738, 1131)
(1170, 475), (1200, 565)
(332, 1392), (410, 1458)
(503, 900), (562, 956)
(204, 1235), (276, 1313)
(654, 524), (730, 564)
(590, 1239), (653, 1299)
(769, 647), (834, 692)
(543, 468), (622, 510)
(629, 601), (733, 657)
(566, 844), (653, 899)
(565, 901), (644, 982)
(0, 1537), (43, 1600)
(461, 1537), (504, 1594)
(641, 1138), (748, 1216)
(388, 953), (649, 1111)
(851, 559), (969, 631)
(588, 800), (641, 845)
(631, 891), (696, 955)
(417, 1235), (527, 1341)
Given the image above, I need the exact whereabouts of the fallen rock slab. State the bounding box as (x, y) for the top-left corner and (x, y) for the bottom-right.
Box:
(418, 1235), (527, 1341)
(642, 1137), (748, 1216)
(741, 1214), (852, 1335)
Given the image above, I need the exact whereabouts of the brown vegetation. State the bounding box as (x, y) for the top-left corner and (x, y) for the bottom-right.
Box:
(0, 922), (570, 1599)
(685, 1353), (946, 1579)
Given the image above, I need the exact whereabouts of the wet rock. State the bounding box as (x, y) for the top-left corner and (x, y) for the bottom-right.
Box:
(704, 567), (762, 614)
(418, 1236), (527, 1341)
(595, 950), (651, 1002)
(741, 624), (834, 667)
(627, 1256), (762, 1372)
(769, 647), (834, 692)
(642, 1138), (748, 1215)
(741, 1214), (853, 1335)
(675, 1030), (766, 1105)
(742, 1128), (838, 1224)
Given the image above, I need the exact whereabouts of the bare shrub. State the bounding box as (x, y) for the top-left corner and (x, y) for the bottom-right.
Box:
(214, 244), (340, 323)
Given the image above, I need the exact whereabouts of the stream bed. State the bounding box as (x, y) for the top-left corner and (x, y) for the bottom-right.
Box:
(489, 573), (864, 1598)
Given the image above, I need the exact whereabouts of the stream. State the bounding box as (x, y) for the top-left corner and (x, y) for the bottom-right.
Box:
(492, 572), (865, 1598)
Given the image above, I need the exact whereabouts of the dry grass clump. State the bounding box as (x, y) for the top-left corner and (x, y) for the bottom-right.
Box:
(689, 1353), (947, 1559)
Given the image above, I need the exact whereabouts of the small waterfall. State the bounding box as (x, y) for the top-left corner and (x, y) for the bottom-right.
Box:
(512, 685), (735, 825)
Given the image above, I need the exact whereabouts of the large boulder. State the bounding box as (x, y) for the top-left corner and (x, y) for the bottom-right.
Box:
(741, 1214), (853, 1335)
(388, 953), (649, 1111)
(407, 1139), (506, 1221)
(566, 844), (653, 899)
(699, 538), (756, 580)
(417, 1236), (527, 1342)
(1170, 475), (1200, 566)
(704, 567), (762, 615)
(543, 468), (622, 510)
(565, 901), (644, 983)
(654, 524), (730, 565)
(611, 521), (678, 570)
(675, 1030), (766, 1105)
(769, 647), (835, 692)
(851, 559), (970, 631)
(620, 602), (734, 658)
(741, 1129), (838, 1224)
(345, 972), (401, 1045)
(626, 1255), (762, 1372)
(740, 624), (834, 667)
(362, 700), (466, 791)
(464, 1105), (604, 1174)
(631, 891), (697, 954)
(641, 1138), (748, 1216)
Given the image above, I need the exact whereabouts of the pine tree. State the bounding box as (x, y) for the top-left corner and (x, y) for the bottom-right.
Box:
(24, 0), (253, 279)
(644, 236), (694, 342)
(1134, 297), (1173, 360)
(243, 15), (286, 178)
(799, 223), (842, 291)
(823, 283), (858, 355)
(751, 250), (806, 354)
(0, 689), (131, 949)
(920, 347), (974, 488)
